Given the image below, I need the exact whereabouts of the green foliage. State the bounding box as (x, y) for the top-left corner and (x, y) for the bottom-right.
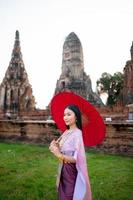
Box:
(97, 72), (124, 106)
(0, 142), (133, 200)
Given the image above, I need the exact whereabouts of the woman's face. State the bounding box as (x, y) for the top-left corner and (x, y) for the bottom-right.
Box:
(63, 108), (76, 127)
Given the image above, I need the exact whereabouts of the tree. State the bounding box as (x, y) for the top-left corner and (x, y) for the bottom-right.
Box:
(96, 72), (124, 106)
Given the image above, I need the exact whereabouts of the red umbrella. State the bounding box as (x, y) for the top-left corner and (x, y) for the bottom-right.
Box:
(50, 91), (106, 146)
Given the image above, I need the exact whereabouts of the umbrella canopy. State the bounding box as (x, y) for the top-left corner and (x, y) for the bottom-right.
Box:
(50, 91), (106, 146)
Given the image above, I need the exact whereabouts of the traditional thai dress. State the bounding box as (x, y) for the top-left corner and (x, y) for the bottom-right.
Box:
(56, 128), (92, 200)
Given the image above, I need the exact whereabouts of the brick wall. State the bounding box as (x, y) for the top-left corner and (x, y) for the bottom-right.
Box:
(0, 120), (132, 156)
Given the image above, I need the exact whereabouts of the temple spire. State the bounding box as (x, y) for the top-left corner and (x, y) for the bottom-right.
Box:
(54, 32), (103, 106)
(122, 41), (133, 105)
(0, 31), (35, 114)
(15, 30), (19, 40)
(11, 30), (22, 64)
(62, 32), (84, 79)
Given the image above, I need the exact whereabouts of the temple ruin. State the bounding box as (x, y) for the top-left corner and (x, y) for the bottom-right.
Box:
(0, 31), (132, 155)
(0, 31), (35, 117)
(122, 41), (133, 105)
(54, 32), (103, 106)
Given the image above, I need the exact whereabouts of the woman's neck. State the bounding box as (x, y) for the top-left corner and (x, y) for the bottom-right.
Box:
(69, 124), (77, 130)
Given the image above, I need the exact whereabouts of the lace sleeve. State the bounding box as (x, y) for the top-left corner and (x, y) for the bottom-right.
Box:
(73, 132), (82, 161)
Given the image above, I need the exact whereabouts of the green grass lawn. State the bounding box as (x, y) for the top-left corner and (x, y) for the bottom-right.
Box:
(0, 142), (132, 200)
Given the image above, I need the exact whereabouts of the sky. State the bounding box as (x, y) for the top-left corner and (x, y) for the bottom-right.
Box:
(0, 0), (133, 109)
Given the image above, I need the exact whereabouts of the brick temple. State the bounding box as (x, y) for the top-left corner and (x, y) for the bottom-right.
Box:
(122, 41), (133, 105)
(0, 31), (35, 117)
(0, 31), (132, 155)
(54, 32), (103, 106)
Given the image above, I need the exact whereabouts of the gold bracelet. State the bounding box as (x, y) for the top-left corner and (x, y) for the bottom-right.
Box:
(57, 154), (64, 162)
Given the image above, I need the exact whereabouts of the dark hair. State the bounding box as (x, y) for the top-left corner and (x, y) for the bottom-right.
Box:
(65, 104), (82, 130)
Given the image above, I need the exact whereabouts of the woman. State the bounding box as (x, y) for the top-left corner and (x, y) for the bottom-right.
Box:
(49, 104), (92, 200)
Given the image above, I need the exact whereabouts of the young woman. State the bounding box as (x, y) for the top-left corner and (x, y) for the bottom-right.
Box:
(49, 104), (92, 200)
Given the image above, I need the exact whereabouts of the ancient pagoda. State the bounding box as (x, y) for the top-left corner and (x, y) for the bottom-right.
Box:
(122, 42), (133, 105)
(54, 32), (103, 106)
(0, 30), (35, 116)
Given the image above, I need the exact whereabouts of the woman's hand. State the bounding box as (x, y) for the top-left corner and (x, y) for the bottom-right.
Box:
(49, 140), (61, 157)
(49, 139), (56, 146)
(49, 140), (76, 164)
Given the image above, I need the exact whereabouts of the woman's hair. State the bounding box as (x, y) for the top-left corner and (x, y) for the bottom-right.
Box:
(65, 104), (82, 130)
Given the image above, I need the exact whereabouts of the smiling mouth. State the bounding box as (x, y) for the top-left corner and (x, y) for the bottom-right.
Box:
(65, 121), (69, 124)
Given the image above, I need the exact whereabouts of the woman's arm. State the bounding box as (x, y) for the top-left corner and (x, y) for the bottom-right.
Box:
(49, 140), (76, 163)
